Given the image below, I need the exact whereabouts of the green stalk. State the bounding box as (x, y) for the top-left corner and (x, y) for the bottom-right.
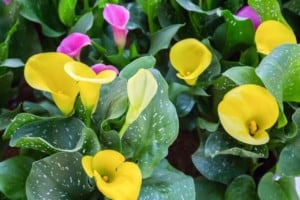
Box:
(119, 121), (130, 138)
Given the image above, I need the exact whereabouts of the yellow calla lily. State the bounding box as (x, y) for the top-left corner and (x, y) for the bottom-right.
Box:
(169, 38), (212, 86)
(24, 53), (79, 115)
(126, 68), (158, 124)
(255, 20), (297, 55)
(218, 84), (279, 145)
(82, 150), (142, 200)
(64, 61), (117, 113)
(119, 69), (158, 138)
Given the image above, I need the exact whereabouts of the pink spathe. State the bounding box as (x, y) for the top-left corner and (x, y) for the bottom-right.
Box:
(57, 32), (91, 60)
(236, 6), (261, 30)
(103, 4), (130, 48)
(3, 0), (10, 4)
(91, 64), (119, 75)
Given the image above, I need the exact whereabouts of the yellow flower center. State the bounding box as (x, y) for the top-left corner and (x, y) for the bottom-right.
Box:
(102, 175), (109, 182)
(185, 71), (191, 76)
(248, 120), (258, 136)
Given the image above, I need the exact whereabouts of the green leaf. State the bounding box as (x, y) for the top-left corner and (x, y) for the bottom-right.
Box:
(122, 69), (179, 178)
(70, 11), (94, 33)
(277, 108), (300, 176)
(139, 159), (195, 200)
(192, 143), (250, 184)
(223, 66), (263, 86)
(94, 78), (128, 150)
(248, 0), (288, 26)
(176, 0), (218, 15)
(255, 44), (300, 127)
(225, 175), (258, 200)
(204, 130), (268, 158)
(194, 176), (226, 200)
(17, 0), (65, 37)
(0, 156), (34, 200)
(119, 56), (156, 79)
(58, 0), (77, 27)
(258, 172), (299, 200)
(214, 9), (254, 57)
(0, 58), (24, 68)
(0, 105), (21, 131)
(26, 152), (94, 199)
(175, 93), (195, 117)
(6, 114), (100, 155)
(196, 118), (219, 132)
(0, 71), (16, 107)
(148, 24), (184, 55)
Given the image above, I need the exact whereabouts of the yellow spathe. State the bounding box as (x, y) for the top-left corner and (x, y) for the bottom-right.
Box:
(218, 84), (279, 145)
(82, 150), (142, 200)
(64, 61), (117, 113)
(255, 20), (297, 55)
(126, 68), (158, 124)
(24, 53), (79, 115)
(169, 38), (212, 85)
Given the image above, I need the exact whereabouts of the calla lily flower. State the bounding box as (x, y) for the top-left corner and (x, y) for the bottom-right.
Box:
(3, 0), (11, 4)
(24, 53), (79, 115)
(236, 5), (261, 30)
(91, 63), (119, 75)
(169, 38), (212, 86)
(218, 84), (279, 145)
(119, 69), (158, 138)
(126, 68), (157, 124)
(82, 150), (142, 200)
(255, 20), (297, 55)
(64, 61), (117, 113)
(103, 3), (130, 49)
(57, 32), (91, 60)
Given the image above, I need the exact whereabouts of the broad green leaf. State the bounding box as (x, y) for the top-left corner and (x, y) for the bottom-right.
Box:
(176, 0), (219, 15)
(248, 0), (288, 26)
(17, 0), (65, 37)
(196, 117), (219, 132)
(225, 175), (258, 200)
(255, 44), (300, 127)
(175, 93), (195, 117)
(204, 130), (268, 158)
(148, 24), (184, 55)
(22, 101), (61, 116)
(26, 152), (94, 199)
(139, 159), (195, 200)
(0, 156), (34, 200)
(276, 108), (300, 176)
(122, 69), (179, 178)
(94, 78), (128, 150)
(58, 0), (77, 27)
(6, 114), (100, 155)
(70, 11), (94, 33)
(0, 16), (18, 62)
(0, 58), (24, 68)
(214, 10), (254, 58)
(223, 66), (263, 86)
(194, 177), (226, 200)
(0, 71), (16, 108)
(258, 172), (299, 200)
(119, 56), (156, 79)
(192, 143), (250, 184)
(0, 105), (21, 131)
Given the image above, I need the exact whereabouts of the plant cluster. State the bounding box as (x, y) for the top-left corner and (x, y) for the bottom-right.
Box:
(1, 0), (300, 199)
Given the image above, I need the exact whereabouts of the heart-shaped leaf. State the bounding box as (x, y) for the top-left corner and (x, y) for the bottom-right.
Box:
(26, 152), (94, 199)
(255, 44), (300, 127)
(139, 159), (195, 200)
(225, 175), (258, 200)
(5, 114), (100, 155)
(0, 156), (34, 200)
(122, 69), (179, 178)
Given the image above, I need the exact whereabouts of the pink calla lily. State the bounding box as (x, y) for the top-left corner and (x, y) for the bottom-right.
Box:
(3, 0), (11, 4)
(103, 3), (130, 49)
(91, 64), (119, 75)
(236, 6), (261, 30)
(57, 32), (91, 60)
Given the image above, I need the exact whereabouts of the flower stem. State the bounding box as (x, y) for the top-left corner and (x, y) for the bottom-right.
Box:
(83, 0), (89, 11)
(84, 108), (92, 128)
(119, 121), (130, 138)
